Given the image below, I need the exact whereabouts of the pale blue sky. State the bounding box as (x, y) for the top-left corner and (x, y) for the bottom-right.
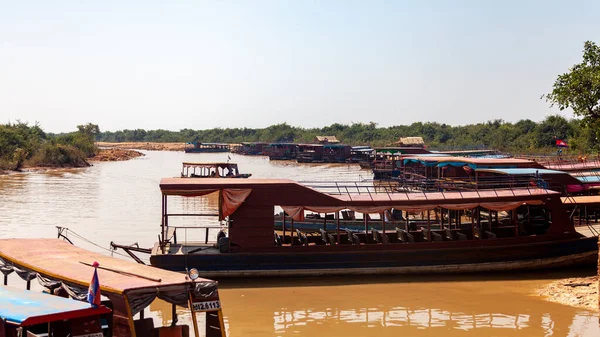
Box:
(1, 1), (599, 133)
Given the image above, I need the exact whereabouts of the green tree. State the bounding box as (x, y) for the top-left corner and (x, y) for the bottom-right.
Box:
(545, 41), (600, 125)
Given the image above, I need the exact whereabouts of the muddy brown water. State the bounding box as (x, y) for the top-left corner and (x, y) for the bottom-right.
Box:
(1, 151), (598, 336)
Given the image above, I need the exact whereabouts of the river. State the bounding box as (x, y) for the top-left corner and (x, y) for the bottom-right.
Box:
(0, 150), (598, 336)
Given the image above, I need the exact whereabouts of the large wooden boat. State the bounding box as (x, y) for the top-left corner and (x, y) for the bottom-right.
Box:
(0, 285), (111, 337)
(111, 178), (599, 278)
(0, 239), (227, 337)
(181, 162), (251, 178)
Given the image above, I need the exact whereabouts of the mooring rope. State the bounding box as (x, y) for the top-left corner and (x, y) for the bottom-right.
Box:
(60, 227), (151, 264)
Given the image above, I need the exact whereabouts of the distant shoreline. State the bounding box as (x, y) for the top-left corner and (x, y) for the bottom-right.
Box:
(97, 141), (185, 151)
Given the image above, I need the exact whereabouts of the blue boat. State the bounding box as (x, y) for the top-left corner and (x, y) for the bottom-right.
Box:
(0, 285), (111, 336)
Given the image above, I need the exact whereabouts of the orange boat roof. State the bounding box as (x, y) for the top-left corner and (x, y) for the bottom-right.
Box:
(160, 178), (559, 207)
(561, 195), (600, 205)
(0, 239), (215, 296)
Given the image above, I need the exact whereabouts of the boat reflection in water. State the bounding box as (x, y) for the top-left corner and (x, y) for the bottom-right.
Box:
(147, 274), (599, 337)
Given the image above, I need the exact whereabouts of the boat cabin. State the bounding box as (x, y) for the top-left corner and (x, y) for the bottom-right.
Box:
(297, 144), (324, 163)
(181, 162), (251, 178)
(265, 143), (298, 160)
(0, 285), (111, 337)
(346, 146), (374, 164)
(184, 142), (230, 153)
(322, 144), (351, 163)
(233, 142), (267, 156)
(0, 239), (227, 337)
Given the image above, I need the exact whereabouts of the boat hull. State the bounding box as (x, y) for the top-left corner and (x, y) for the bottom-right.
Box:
(150, 236), (598, 278)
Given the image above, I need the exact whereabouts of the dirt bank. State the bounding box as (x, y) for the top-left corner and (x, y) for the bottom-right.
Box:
(89, 148), (145, 162)
(536, 276), (597, 311)
(97, 142), (185, 151)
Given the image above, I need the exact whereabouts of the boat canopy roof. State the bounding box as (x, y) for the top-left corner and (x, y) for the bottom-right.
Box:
(576, 175), (600, 183)
(160, 177), (558, 212)
(0, 285), (111, 326)
(183, 162), (238, 168)
(159, 178), (563, 227)
(0, 239), (218, 314)
(402, 156), (541, 168)
(475, 168), (565, 175)
(562, 195), (600, 205)
(475, 168), (597, 186)
(543, 161), (600, 171)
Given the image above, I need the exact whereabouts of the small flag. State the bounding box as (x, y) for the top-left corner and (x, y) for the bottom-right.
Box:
(87, 261), (101, 308)
(556, 139), (568, 147)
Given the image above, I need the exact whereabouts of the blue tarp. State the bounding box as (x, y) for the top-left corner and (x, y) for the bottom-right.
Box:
(577, 176), (600, 183)
(474, 168), (566, 175)
(403, 158), (519, 170)
(0, 285), (93, 324)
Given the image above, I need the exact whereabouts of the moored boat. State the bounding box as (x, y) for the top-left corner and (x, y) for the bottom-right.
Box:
(0, 285), (112, 337)
(0, 239), (227, 337)
(111, 178), (599, 278)
(181, 162), (252, 178)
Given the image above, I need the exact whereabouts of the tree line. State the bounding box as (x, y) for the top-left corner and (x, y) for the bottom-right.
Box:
(96, 115), (595, 154)
(0, 122), (99, 170)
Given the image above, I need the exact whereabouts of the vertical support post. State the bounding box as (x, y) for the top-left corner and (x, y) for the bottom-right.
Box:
(26, 279), (31, 290)
(217, 309), (227, 337)
(336, 211), (340, 244)
(471, 208), (476, 238)
(476, 207), (481, 238)
(291, 219), (295, 245)
(381, 212), (386, 244)
(324, 213), (327, 231)
(188, 293), (200, 337)
(3, 274), (7, 286)
(282, 211), (286, 244)
(427, 209), (432, 241)
(161, 194), (165, 247)
(171, 303), (178, 326)
(364, 213), (369, 243)
(512, 209), (519, 237)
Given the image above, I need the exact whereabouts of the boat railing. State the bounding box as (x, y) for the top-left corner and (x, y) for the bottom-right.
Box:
(301, 177), (553, 202)
(165, 225), (225, 247)
(515, 154), (600, 168)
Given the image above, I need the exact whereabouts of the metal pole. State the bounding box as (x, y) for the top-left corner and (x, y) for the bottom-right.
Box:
(188, 293), (200, 337)
(364, 213), (368, 243)
(291, 219), (295, 245)
(282, 212), (286, 244)
(336, 211), (340, 244)
(381, 212), (386, 244)
(171, 303), (178, 326)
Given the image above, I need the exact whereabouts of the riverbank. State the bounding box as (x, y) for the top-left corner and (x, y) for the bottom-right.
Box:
(90, 148), (145, 162)
(537, 276), (598, 311)
(96, 141), (185, 151)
